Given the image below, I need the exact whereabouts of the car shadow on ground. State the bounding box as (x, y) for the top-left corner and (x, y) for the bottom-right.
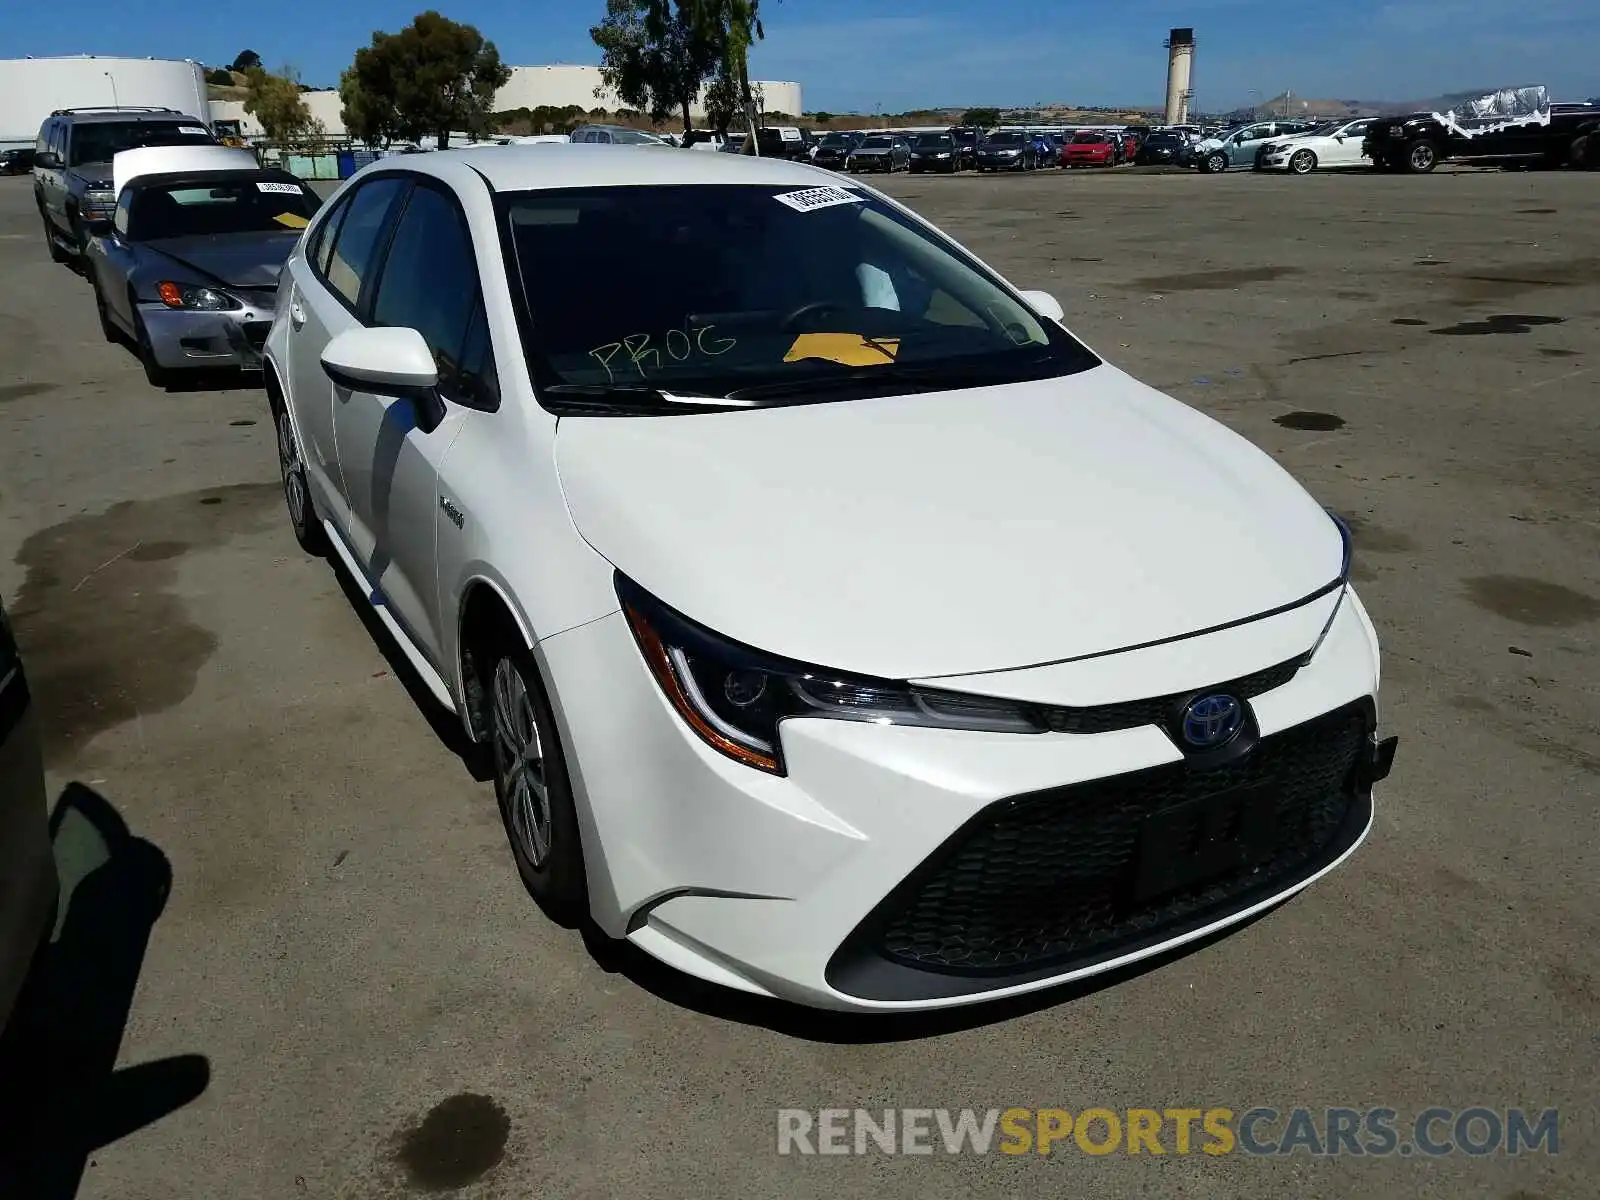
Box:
(326, 556), (494, 783)
(0, 783), (209, 1199)
(578, 905), (1282, 1043)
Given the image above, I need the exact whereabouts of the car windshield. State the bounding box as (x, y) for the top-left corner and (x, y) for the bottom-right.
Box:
(861, 136), (894, 149)
(127, 175), (321, 239)
(819, 133), (853, 147)
(502, 184), (1098, 408)
(72, 120), (214, 166)
(986, 131), (1022, 146)
(1146, 133), (1182, 146)
(1307, 122), (1339, 136)
(1072, 133), (1107, 144)
(915, 134), (952, 148)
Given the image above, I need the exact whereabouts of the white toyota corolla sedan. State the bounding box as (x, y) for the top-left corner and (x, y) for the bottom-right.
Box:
(263, 145), (1395, 1011)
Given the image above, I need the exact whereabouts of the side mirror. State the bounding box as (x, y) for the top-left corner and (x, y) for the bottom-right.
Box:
(321, 326), (444, 427)
(1018, 289), (1065, 322)
(35, 151), (61, 169)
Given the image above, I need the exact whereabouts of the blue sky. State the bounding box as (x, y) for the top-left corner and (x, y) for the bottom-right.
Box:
(14, 0), (1596, 112)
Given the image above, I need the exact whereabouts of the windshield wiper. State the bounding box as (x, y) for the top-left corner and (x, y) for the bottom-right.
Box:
(541, 382), (760, 415)
(723, 357), (1055, 403)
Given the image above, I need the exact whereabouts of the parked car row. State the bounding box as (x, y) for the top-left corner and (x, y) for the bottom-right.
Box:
(1192, 89), (1600, 177)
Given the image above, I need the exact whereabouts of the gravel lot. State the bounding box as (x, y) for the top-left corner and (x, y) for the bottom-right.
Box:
(0, 163), (1595, 1200)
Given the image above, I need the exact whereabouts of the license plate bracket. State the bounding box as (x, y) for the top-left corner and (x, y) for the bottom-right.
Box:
(1132, 783), (1279, 904)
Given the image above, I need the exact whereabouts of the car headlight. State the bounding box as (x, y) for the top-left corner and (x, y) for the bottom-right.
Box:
(936, 151), (950, 158)
(155, 281), (240, 311)
(619, 575), (1042, 774)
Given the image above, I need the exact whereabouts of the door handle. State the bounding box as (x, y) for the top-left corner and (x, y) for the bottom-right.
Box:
(289, 302), (307, 328)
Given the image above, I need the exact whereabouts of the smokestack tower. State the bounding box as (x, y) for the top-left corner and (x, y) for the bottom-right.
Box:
(1164, 28), (1195, 125)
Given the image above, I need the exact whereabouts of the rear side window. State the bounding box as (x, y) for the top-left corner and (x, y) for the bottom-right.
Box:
(370, 182), (496, 409)
(323, 176), (409, 310)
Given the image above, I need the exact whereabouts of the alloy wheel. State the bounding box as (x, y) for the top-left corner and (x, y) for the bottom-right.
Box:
(1291, 149), (1315, 175)
(492, 657), (551, 869)
(1409, 143), (1436, 172)
(277, 409), (307, 531)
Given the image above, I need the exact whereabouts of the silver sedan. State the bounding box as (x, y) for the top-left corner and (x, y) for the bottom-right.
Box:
(83, 167), (320, 386)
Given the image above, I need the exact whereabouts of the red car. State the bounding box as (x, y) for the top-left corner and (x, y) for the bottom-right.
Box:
(1062, 131), (1118, 168)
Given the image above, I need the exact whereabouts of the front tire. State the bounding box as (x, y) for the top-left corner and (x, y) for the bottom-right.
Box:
(485, 642), (587, 924)
(1204, 151), (1227, 174)
(41, 212), (69, 264)
(273, 399), (328, 556)
(1403, 139), (1438, 173)
(1289, 148), (1317, 175)
(132, 308), (171, 388)
(92, 280), (119, 343)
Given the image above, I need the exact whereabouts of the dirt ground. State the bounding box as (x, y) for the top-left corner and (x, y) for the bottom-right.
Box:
(0, 162), (1595, 1199)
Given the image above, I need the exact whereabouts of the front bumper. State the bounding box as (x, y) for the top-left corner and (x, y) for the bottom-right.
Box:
(541, 587), (1390, 1011)
(140, 301), (274, 371)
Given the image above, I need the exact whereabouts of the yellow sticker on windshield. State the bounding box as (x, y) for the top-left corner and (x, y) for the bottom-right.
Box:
(273, 211), (309, 229)
(783, 333), (900, 367)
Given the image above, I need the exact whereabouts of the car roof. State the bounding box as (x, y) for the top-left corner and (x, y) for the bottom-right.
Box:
(54, 110), (194, 125)
(402, 143), (842, 191)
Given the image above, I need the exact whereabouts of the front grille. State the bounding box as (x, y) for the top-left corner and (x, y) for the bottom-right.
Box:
(1037, 655), (1301, 735)
(868, 701), (1370, 976)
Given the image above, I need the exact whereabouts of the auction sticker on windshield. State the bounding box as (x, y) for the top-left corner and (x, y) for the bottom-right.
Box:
(774, 185), (866, 213)
(180, 126), (209, 135)
(257, 181), (303, 194)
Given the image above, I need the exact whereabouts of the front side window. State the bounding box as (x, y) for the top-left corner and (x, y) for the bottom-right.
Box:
(126, 175), (320, 240)
(371, 183), (494, 408)
(503, 183), (1097, 409)
(323, 176), (409, 309)
(69, 120), (214, 166)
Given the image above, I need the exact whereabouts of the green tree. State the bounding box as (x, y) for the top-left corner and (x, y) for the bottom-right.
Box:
(811, 111), (833, 124)
(960, 107), (1001, 127)
(243, 66), (324, 146)
(341, 10), (512, 149)
(644, 0), (763, 148)
(206, 68), (235, 87)
(591, 0), (720, 135)
(231, 49), (262, 72)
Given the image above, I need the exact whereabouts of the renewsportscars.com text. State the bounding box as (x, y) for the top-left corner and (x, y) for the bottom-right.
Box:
(777, 1106), (1559, 1157)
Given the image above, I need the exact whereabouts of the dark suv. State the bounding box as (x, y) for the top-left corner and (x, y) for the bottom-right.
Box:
(33, 107), (217, 261)
(1364, 98), (1600, 173)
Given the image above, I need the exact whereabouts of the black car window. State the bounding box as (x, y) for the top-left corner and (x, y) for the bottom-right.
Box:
(69, 119), (213, 166)
(370, 181), (496, 410)
(127, 176), (320, 240)
(323, 176), (409, 311)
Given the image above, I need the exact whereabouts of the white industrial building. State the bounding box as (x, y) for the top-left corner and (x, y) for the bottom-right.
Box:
(0, 55), (210, 148)
(4, 55), (801, 146)
(210, 64), (803, 138)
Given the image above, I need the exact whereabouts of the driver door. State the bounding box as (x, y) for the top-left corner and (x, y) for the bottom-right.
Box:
(1326, 121), (1371, 166)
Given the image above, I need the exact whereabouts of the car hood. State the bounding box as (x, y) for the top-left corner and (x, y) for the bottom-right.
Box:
(140, 232), (300, 288)
(554, 364), (1343, 679)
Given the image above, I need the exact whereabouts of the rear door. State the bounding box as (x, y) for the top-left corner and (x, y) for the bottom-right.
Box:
(282, 174), (411, 538)
(331, 178), (497, 668)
